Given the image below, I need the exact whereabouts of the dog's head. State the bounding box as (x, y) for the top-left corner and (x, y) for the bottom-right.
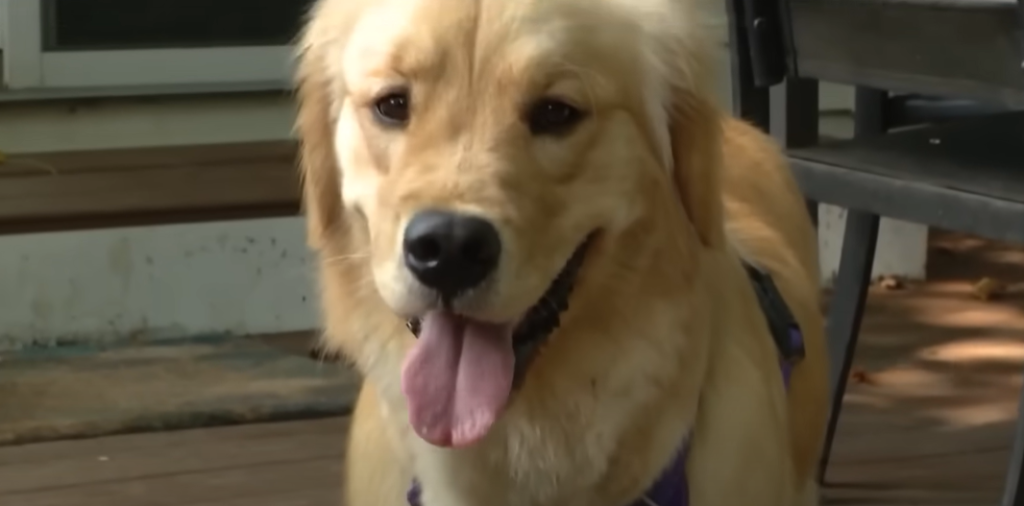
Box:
(298, 0), (724, 448)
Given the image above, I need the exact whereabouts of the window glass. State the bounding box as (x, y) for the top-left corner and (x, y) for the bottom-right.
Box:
(43, 0), (316, 51)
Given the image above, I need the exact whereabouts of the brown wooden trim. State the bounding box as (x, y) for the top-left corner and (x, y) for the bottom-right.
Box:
(1, 141), (297, 176)
(0, 205), (301, 236)
(0, 141), (302, 234)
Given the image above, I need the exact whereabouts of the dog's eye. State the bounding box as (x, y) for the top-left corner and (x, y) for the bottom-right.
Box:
(526, 98), (585, 136)
(374, 91), (411, 126)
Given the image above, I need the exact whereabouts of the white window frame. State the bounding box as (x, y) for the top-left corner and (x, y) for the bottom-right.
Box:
(0, 0), (296, 92)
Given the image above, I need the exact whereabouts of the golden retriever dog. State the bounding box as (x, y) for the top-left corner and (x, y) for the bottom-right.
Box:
(294, 0), (829, 504)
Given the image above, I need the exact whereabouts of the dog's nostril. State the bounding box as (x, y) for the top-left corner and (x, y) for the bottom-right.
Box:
(402, 210), (502, 299)
(407, 236), (443, 266)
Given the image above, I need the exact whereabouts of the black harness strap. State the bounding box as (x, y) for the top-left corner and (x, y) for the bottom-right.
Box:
(744, 263), (805, 363)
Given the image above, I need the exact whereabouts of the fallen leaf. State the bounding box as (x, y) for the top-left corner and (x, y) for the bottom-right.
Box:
(972, 277), (1007, 301)
(849, 367), (877, 385)
(877, 275), (904, 291)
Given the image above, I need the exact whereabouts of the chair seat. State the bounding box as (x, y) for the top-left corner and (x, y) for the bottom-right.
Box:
(789, 0), (1024, 104)
(879, 0), (1014, 6)
(789, 112), (1024, 243)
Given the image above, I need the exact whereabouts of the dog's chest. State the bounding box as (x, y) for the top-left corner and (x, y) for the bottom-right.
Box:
(406, 449), (690, 506)
(406, 264), (804, 506)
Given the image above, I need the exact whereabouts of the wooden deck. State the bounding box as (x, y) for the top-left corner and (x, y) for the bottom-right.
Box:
(3, 229), (1024, 505)
(0, 418), (348, 506)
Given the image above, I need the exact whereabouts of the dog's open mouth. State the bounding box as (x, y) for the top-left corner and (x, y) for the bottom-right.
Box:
(400, 235), (593, 448)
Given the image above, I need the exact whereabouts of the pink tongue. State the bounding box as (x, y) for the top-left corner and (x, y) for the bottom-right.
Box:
(401, 311), (515, 448)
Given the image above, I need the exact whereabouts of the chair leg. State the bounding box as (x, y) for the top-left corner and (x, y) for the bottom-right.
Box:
(1015, 0), (1024, 73)
(817, 86), (889, 483)
(726, 0), (770, 128)
(805, 199), (819, 228)
(768, 79), (820, 226)
(817, 210), (880, 483)
(1002, 382), (1024, 505)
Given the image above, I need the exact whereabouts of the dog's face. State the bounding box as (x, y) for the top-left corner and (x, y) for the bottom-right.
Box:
(298, 0), (723, 448)
(336, 0), (655, 322)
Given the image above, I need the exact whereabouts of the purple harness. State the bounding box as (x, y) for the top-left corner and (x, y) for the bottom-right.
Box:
(407, 264), (805, 506)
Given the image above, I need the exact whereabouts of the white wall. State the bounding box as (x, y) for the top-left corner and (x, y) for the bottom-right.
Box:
(817, 206), (930, 285)
(0, 217), (317, 350)
(0, 95), (319, 350)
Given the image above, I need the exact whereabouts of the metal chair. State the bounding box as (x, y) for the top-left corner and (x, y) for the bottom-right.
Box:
(727, 0), (1024, 504)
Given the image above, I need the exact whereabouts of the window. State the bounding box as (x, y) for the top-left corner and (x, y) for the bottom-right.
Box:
(0, 0), (315, 91)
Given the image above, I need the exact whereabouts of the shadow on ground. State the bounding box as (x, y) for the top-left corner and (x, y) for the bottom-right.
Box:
(824, 230), (1024, 504)
(0, 332), (359, 446)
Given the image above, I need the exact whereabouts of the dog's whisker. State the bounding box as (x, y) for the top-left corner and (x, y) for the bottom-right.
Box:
(323, 252), (370, 266)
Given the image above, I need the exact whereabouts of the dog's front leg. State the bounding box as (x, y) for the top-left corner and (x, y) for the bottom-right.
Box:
(345, 383), (411, 506)
(684, 344), (797, 506)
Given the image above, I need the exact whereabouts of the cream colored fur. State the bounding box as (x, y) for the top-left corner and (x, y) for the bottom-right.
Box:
(294, 0), (829, 505)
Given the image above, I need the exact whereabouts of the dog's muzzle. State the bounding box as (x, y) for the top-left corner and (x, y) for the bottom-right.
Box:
(406, 234), (594, 386)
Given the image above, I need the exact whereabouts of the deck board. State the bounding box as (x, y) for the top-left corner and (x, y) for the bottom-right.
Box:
(0, 419), (346, 506)
(8, 458), (341, 506)
(0, 417), (341, 467)
(0, 419), (347, 495)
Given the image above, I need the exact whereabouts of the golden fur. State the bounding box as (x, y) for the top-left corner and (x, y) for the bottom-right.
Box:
(294, 0), (828, 504)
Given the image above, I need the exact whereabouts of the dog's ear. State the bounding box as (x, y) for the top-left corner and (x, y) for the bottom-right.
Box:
(295, 40), (343, 250)
(667, 87), (726, 249)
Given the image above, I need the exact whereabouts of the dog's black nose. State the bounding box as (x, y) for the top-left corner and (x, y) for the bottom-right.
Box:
(403, 210), (501, 299)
